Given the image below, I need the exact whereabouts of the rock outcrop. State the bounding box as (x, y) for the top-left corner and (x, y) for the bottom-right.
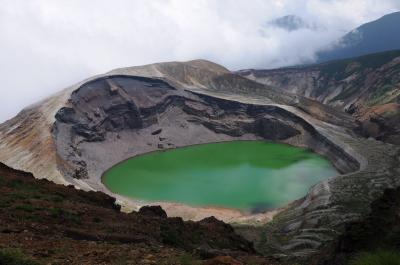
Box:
(312, 186), (400, 265)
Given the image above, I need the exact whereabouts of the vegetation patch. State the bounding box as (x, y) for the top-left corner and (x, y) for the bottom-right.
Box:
(9, 179), (42, 193)
(366, 84), (395, 106)
(349, 250), (400, 265)
(179, 254), (200, 265)
(14, 204), (36, 213)
(161, 224), (184, 247)
(48, 208), (82, 224)
(0, 248), (39, 265)
(332, 84), (361, 102)
(321, 50), (400, 80)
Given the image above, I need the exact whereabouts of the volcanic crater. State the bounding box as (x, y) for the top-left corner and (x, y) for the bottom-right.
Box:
(1, 59), (399, 260)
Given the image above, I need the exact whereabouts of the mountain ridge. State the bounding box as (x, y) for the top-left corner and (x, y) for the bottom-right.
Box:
(238, 49), (400, 144)
(317, 11), (400, 62)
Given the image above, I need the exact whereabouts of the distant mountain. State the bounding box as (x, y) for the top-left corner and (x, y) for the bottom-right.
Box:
(268, 15), (312, 31)
(318, 11), (400, 62)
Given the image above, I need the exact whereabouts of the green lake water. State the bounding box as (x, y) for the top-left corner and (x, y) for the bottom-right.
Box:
(103, 141), (337, 211)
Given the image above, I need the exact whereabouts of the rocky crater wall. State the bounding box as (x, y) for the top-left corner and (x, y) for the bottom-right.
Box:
(53, 75), (360, 196)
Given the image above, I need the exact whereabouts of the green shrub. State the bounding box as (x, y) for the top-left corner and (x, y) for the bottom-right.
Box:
(14, 204), (35, 212)
(49, 207), (64, 218)
(51, 195), (64, 203)
(349, 250), (400, 265)
(160, 226), (183, 246)
(0, 248), (39, 265)
(179, 254), (199, 265)
(26, 215), (41, 222)
(111, 256), (128, 265)
(49, 208), (81, 224)
(9, 180), (41, 193)
(92, 217), (102, 223)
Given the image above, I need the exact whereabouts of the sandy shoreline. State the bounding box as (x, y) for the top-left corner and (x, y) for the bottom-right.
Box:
(113, 192), (285, 224)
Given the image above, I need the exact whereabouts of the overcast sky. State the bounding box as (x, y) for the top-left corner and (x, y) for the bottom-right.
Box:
(0, 0), (399, 122)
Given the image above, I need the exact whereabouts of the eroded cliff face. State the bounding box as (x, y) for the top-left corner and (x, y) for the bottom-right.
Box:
(238, 50), (400, 144)
(0, 59), (399, 263)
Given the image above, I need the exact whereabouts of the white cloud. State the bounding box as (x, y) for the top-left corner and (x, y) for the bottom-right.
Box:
(0, 0), (399, 122)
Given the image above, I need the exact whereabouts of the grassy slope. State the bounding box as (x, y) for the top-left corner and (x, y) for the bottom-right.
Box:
(0, 163), (275, 265)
